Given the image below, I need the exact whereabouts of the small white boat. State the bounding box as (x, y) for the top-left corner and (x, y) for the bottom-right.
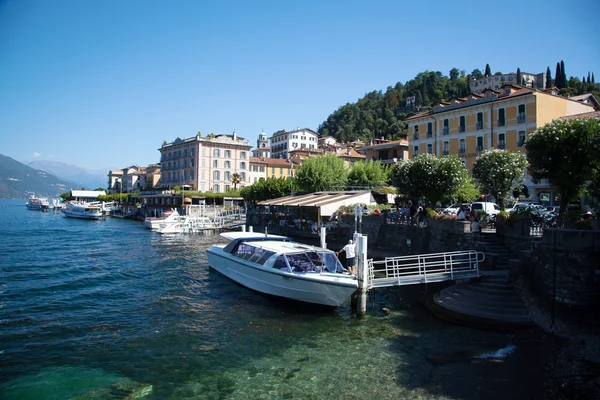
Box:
(157, 216), (216, 234)
(61, 202), (103, 219)
(144, 209), (181, 230)
(206, 232), (358, 307)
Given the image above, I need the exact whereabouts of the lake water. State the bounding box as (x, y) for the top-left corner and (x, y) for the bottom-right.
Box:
(0, 199), (551, 399)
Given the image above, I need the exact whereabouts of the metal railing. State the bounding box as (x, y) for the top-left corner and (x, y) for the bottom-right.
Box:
(368, 250), (484, 289)
(517, 114), (527, 123)
(476, 121), (484, 130)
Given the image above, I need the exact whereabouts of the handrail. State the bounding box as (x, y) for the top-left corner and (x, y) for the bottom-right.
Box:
(367, 250), (484, 289)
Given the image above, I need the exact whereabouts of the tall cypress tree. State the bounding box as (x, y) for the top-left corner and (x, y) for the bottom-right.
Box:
(593, 73), (595, 84)
(546, 66), (552, 88)
(555, 62), (562, 88)
(560, 60), (566, 88)
(516, 68), (521, 86)
(484, 64), (491, 77)
(588, 71), (591, 83)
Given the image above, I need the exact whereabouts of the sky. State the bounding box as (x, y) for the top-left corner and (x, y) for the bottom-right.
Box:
(1, 0), (599, 171)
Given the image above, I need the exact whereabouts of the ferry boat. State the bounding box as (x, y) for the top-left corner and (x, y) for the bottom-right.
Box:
(156, 216), (216, 234)
(26, 197), (50, 211)
(61, 202), (103, 219)
(206, 232), (358, 307)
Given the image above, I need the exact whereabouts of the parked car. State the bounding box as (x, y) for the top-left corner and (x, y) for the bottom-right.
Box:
(470, 202), (501, 216)
(539, 206), (558, 217)
(509, 203), (545, 216)
(443, 203), (471, 215)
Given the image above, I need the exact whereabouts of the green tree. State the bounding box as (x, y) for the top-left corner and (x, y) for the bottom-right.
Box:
(450, 177), (481, 203)
(560, 60), (566, 88)
(472, 149), (528, 210)
(347, 160), (390, 187)
(526, 118), (600, 216)
(240, 177), (291, 205)
(516, 68), (521, 85)
(390, 154), (468, 205)
(449, 68), (460, 81)
(484, 63), (491, 77)
(294, 154), (348, 192)
(546, 66), (552, 88)
(231, 173), (242, 189)
(555, 62), (562, 88)
(471, 69), (483, 80)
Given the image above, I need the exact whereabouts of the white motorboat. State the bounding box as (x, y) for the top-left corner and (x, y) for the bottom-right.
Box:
(61, 202), (103, 219)
(157, 216), (216, 234)
(206, 232), (358, 307)
(144, 209), (181, 230)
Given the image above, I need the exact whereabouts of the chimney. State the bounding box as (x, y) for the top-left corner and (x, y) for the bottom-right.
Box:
(233, 129), (237, 140)
(347, 148), (351, 155)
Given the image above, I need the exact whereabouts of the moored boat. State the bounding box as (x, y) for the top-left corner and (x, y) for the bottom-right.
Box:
(144, 209), (181, 230)
(206, 232), (358, 307)
(26, 197), (50, 211)
(61, 202), (103, 219)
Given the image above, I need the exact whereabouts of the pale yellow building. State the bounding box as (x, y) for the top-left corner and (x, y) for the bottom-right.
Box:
(406, 84), (595, 201)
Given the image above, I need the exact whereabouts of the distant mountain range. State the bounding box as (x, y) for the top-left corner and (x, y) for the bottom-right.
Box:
(0, 154), (74, 198)
(27, 160), (108, 191)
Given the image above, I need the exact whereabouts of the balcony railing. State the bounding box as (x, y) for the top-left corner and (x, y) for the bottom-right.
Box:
(413, 133), (419, 140)
(443, 127), (449, 135)
(517, 113), (527, 123)
(427, 132), (433, 138)
(518, 140), (525, 147)
(458, 125), (466, 133)
(442, 150), (450, 155)
(497, 141), (506, 149)
(476, 145), (484, 152)
(476, 121), (483, 130)
(497, 119), (505, 127)
(458, 147), (466, 154)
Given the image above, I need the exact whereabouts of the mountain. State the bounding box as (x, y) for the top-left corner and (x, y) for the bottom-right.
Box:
(27, 160), (109, 190)
(0, 154), (74, 198)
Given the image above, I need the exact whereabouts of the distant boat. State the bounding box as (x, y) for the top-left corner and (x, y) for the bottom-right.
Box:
(61, 202), (103, 220)
(206, 232), (358, 307)
(26, 197), (50, 211)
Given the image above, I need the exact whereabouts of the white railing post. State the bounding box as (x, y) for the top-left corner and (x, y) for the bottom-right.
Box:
(242, 225), (246, 232)
(320, 226), (327, 249)
(249, 226), (253, 232)
(356, 234), (368, 317)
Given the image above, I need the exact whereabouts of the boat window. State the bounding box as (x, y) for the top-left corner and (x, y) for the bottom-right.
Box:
(319, 252), (345, 273)
(286, 253), (318, 273)
(248, 248), (265, 263)
(273, 255), (289, 270)
(233, 243), (255, 260)
(257, 250), (275, 265)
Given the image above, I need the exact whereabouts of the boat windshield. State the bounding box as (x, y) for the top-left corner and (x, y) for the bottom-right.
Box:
(284, 251), (345, 273)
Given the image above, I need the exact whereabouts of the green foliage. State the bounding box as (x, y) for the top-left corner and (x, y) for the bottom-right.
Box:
(391, 154), (468, 204)
(98, 194), (127, 202)
(294, 155), (348, 192)
(347, 160), (390, 187)
(472, 149), (528, 210)
(318, 69), (470, 143)
(231, 173), (242, 189)
(526, 118), (600, 215)
(484, 63), (491, 77)
(240, 177), (291, 205)
(451, 177), (481, 203)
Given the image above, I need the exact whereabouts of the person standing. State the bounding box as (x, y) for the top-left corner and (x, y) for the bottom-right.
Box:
(337, 239), (356, 275)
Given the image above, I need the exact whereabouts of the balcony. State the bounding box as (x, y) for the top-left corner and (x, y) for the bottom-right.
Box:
(476, 121), (484, 130)
(476, 145), (484, 152)
(497, 141), (506, 149)
(443, 127), (449, 135)
(427, 132), (433, 138)
(518, 140), (525, 147)
(442, 150), (450, 155)
(458, 147), (466, 154)
(517, 113), (527, 123)
(458, 125), (466, 133)
(497, 119), (505, 127)
(413, 133), (419, 140)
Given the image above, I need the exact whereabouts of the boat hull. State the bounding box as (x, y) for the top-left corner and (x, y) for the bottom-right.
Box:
(62, 204), (102, 219)
(206, 247), (357, 307)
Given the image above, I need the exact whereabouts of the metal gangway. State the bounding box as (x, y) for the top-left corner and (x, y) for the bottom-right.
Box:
(367, 250), (484, 289)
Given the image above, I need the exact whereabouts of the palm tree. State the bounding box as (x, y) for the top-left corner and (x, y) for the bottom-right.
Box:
(231, 173), (242, 189)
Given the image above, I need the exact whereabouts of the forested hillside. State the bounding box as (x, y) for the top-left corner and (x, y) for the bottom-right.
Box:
(318, 63), (599, 144)
(0, 154), (71, 198)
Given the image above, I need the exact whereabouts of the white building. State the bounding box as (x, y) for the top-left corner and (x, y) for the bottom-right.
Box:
(159, 131), (253, 193)
(252, 130), (271, 158)
(269, 128), (319, 159)
(470, 71), (546, 94)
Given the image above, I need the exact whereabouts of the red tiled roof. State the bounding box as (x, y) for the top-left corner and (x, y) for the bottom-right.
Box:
(559, 111), (600, 121)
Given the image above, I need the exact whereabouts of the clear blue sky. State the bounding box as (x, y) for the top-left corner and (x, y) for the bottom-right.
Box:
(1, 0), (598, 170)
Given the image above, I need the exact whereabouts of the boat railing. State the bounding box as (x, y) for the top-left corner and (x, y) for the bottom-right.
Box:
(368, 250), (484, 289)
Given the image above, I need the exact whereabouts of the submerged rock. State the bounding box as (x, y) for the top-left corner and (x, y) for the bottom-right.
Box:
(73, 378), (153, 400)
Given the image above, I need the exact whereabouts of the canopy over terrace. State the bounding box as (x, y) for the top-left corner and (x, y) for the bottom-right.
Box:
(256, 191), (375, 228)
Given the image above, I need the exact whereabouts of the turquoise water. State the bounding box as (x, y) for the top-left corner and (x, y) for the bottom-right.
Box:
(0, 199), (548, 399)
